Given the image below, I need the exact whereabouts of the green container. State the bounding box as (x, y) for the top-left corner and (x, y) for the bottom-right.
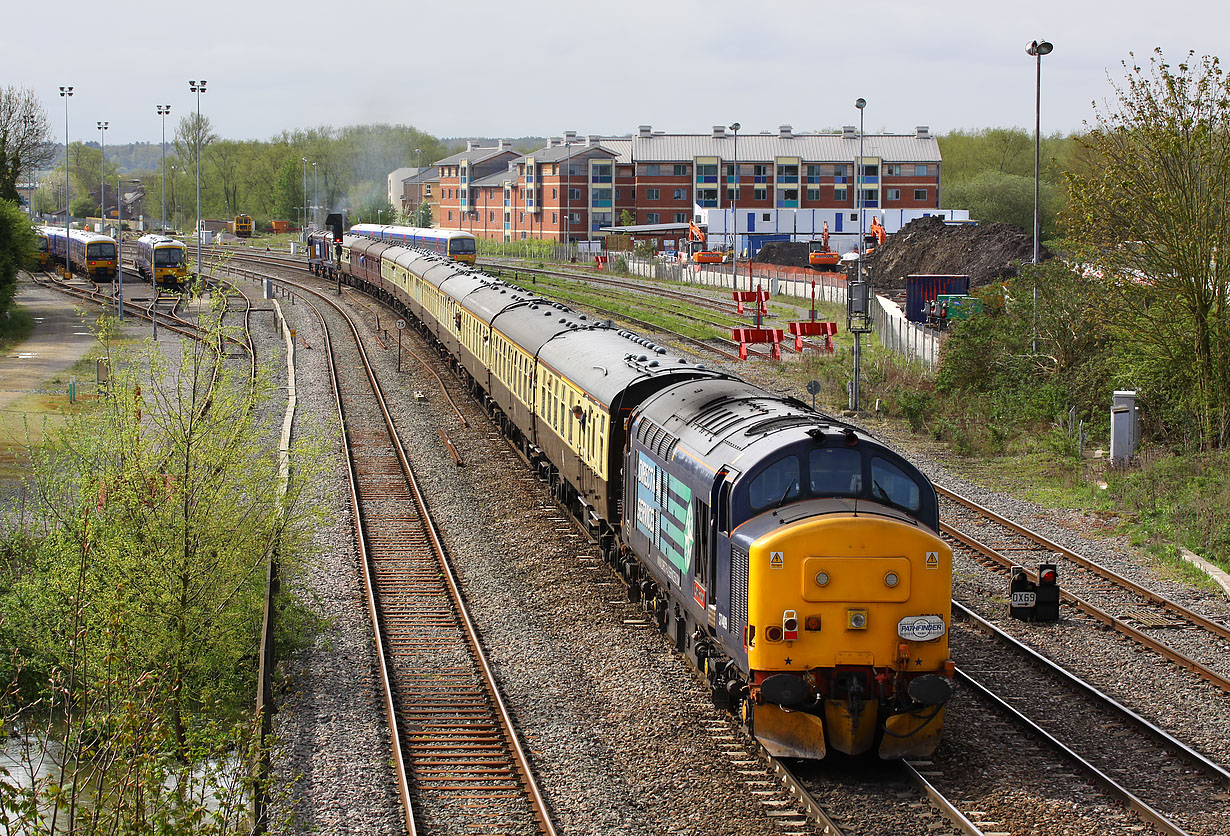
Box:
(937, 294), (982, 321)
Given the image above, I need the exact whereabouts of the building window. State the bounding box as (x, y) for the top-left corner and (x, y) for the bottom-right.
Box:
(671, 187), (686, 200)
(806, 164), (822, 184)
(752, 164), (768, 181)
(424, 185), (432, 197)
(834, 187), (848, 201)
(833, 164), (847, 177)
(696, 188), (718, 208)
(725, 187), (739, 202)
(552, 212), (557, 223)
(674, 212), (688, 223)
(614, 189), (620, 199)
(884, 164), (903, 176)
(696, 163), (718, 181)
(915, 164), (929, 176)
(753, 187), (767, 201)
(806, 188), (821, 201)
(448, 211), (453, 220)
(914, 189), (928, 200)
(521, 231), (527, 239)
(647, 163), (660, 176)
(569, 187), (581, 201)
(552, 187), (558, 199)
(886, 189), (901, 201)
(777, 189), (798, 208)
(673, 164), (688, 176)
(861, 188), (878, 207)
(646, 212), (660, 224)
(489, 211), (494, 220)
(860, 163), (879, 178)
(647, 188), (660, 200)
(519, 211), (524, 223)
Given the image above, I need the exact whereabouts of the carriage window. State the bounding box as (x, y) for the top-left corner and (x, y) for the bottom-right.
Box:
(748, 456), (800, 511)
(809, 447), (863, 496)
(869, 456), (922, 513)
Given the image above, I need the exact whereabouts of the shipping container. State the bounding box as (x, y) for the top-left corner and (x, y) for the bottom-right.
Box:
(937, 294), (982, 321)
(906, 274), (970, 323)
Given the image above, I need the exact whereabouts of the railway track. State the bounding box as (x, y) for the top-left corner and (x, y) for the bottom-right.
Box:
(939, 484), (1230, 692)
(289, 279), (557, 835)
(951, 603), (1229, 835)
(206, 253), (1230, 835)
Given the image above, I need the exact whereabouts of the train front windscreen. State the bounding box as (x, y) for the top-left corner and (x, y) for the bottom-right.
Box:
(88, 242), (116, 259)
(449, 237), (477, 256)
(155, 248), (185, 266)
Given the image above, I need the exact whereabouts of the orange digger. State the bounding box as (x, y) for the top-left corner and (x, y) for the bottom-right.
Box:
(808, 221), (841, 268)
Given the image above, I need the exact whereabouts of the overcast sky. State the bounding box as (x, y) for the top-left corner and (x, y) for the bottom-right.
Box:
(8, 0), (1227, 148)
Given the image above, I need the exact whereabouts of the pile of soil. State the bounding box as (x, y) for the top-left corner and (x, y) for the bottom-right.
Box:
(755, 241), (812, 267)
(865, 216), (1048, 293)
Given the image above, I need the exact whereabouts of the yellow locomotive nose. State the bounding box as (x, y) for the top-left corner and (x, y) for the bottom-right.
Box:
(744, 510), (953, 758)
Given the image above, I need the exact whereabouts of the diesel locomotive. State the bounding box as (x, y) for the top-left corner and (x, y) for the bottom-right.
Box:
(320, 227), (953, 760)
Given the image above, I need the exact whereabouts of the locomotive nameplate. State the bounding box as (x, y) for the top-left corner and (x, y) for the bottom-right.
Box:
(897, 615), (946, 641)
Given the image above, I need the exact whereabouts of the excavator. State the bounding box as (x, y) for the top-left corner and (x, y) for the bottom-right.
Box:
(690, 219), (728, 264)
(865, 216), (887, 254)
(808, 221), (841, 268)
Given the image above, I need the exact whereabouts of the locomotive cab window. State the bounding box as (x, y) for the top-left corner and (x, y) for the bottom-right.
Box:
(748, 456), (801, 511)
(87, 242), (115, 259)
(869, 456), (922, 513)
(809, 447), (863, 496)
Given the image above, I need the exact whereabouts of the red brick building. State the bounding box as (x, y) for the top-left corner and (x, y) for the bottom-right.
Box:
(429, 124), (944, 245)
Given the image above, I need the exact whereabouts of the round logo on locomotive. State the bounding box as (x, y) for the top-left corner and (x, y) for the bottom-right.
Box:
(897, 615), (946, 641)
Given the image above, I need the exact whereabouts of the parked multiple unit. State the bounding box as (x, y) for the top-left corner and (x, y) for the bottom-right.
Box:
(322, 228), (954, 760)
(134, 234), (189, 288)
(44, 226), (117, 281)
(348, 223), (477, 264)
(32, 226), (49, 270)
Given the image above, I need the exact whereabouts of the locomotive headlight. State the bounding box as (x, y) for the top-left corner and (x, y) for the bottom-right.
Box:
(884, 572), (900, 588)
(815, 571), (830, 587)
(846, 608), (868, 630)
(765, 625), (784, 642)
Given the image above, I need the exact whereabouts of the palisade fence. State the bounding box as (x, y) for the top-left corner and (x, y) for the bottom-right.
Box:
(617, 254), (940, 372)
(474, 242), (940, 372)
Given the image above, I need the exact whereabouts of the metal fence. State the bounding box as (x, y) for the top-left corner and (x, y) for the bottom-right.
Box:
(871, 294), (940, 372)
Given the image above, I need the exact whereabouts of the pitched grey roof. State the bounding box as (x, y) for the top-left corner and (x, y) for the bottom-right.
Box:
(435, 146), (518, 166)
(631, 132), (941, 163)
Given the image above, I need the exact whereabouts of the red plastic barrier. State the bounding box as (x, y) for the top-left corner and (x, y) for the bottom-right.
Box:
(732, 327), (785, 360)
(594, 255), (608, 269)
(732, 289), (769, 316)
(788, 321), (838, 352)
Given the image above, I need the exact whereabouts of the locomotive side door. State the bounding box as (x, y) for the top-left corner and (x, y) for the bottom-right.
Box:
(711, 469), (738, 640)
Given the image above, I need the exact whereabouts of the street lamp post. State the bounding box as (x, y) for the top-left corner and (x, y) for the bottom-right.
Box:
(59, 86), (73, 277)
(97, 121), (108, 231)
(189, 79), (207, 282)
(564, 136), (573, 253)
(853, 97), (867, 413)
(312, 161), (318, 228)
(1026, 38), (1053, 355)
(23, 114), (38, 218)
(157, 104), (170, 232)
(116, 175), (126, 320)
(729, 121), (740, 289)
(301, 157), (308, 234)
